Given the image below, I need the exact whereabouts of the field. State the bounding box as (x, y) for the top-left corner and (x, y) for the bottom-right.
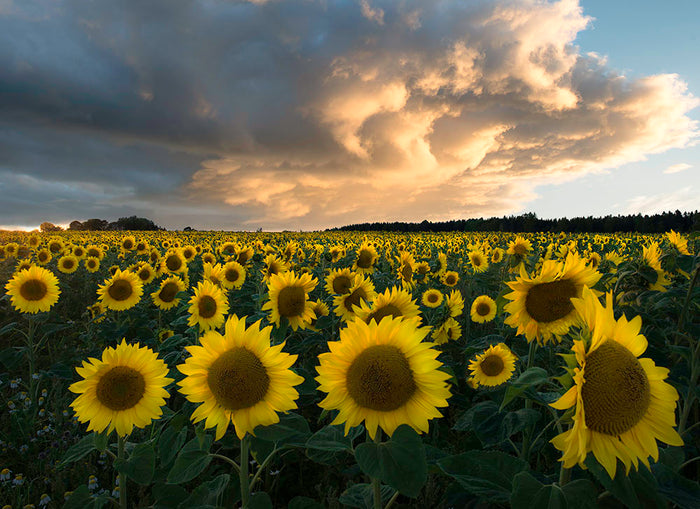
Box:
(1, 230), (698, 508)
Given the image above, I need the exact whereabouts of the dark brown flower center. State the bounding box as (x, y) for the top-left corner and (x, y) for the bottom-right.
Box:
(159, 282), (179, 303)
(427, 293), (439, 303)
(197, 295), (218, 319)
(225, 268), (240, 283)
(207, 348), (270, 410)
(138, 268), (151, 281)
(108, 279), (133, 301)
(367, 305), (402, 324)
(582, 341), (650, 436)
(476, 302), (491, 317)
(357, 249), (374, 269)
(524, 279), (577, 323)
(346, 345), (416, 411)
(401, 264), (413, 281)
(332, 275), (352, 294)
(513, 243), (528, 255)
(344, 287), (367, 312)
(96, 366), (145, 411)
(62, 259), (75, 270)
(20, 279), (48, 301)
(480, 354), (504, 376)
(123, 240), (134, 250)
(278, 286), (306, 317)
(165, 254), (182, 272)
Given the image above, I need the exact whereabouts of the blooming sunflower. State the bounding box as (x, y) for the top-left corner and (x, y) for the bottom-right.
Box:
(57, 255), (79, 274)
(84, 257), (100, 273)
(470, 295), (497, 323)
(665, 230), (690, 255)
(134, 263), (156, 285)
(421, 289), (443, 308)
(120, 236), (136, 252)
(641, 243), (671, 292)
(308, 300), (330, 332)
(333, 274), (377, 322)
(203, 262), (225, 287)
(263, 271), (318, 331)
(69, 339), (172, 436)
(47, 238), (64, 254)
(550, 288), (683, 478)
(431, 317), (462, 345)
(316, 316), (451, 439)
(396, 251), (416, 288)
(188, 280), (229, 331)
(261, 254), (289, 283)
(504, 253), (601, 345)
(507, 236), (532, 256)
(177, 315), (303, 439)
(202, 251), (217, 266)
(36, 249), (52, 265)
(442, 270), (459, 287)
(151, 276), (186, 310)
(445, 290), (464, 318)
(221, 261), (246, 290)
(97, 269), (143, 311)
(352, 242), (379, 274)
(325, 268), (356, 295)
(468, 343), (517, 388)
(491, 248), (505, 264)
(355, 286), (421, 325)
(468, 250), (489, 273)
(161, 249), (187, 275)
(5, 265), (60, 314)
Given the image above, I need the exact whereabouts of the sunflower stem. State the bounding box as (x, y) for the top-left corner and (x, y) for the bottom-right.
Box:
(519, 340), (538, 462)
(384, 490), (399, 509)
(558, 464), (571, 487)
(676, 262), (699, 337)
(371, 430), (382, 509)
(240, 434), (251, 509)
(117, 435), (127, 509)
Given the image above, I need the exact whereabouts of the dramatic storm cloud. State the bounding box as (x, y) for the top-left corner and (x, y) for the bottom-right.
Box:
(0, 0), (697, 230)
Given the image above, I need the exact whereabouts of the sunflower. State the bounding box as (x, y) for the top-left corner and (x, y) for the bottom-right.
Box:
(121, 236), (136, 252)
(202, 251), (218, 265)
(15, 259), (33, 272)
(134, 263), (156, 284)
(329, 245), (346, 263)
(470, 295), (497, 323)
(491, 248), (504, 264)
(27, 234), (40, 248)
(188, 280), (229, 331)
(84, 256), (100, 273)
(550, 288), (683, 478)
(177, 315), (303, 439)
(219, 241), (237, 258)
(441, 270), (459, 287)
(353, 286), (421, 326)
(57, 255), (79, 274)
(47, 238), (64, 254)
(3, 242), (18, 257)
(221, 261), (246, 290)
(36, 249), (52, 265)
(203, 262), (225, 287)
(86, 245), (104, 260)
(261, 254), (289, 283)
(352, 242), (379, 274)
(236, 245), (254, 265)
(503, 253), (601, 345)
(135, 240), (149, 255)
(665, 230), (690, 255)
(435, 252), (447, 276)
(181, 245), (197, 262)
(445, 290), (464, 318)
(316, 316), (451, 439)
(325, 268), (355, 295)
(263, 271), (318, 331)
(431, 317), (462, 345)
(421, 289), (443, 308)
(396, 251), (416, 288)
(97, 269), (143, 311)
(308, 300), (330, 332)
(507, 236), (532, 256)
(333, 274), (377, 322)
(641, 243), (671, 292)
(87, 301), (106, 323)
(415, 261), (431, 278)
(151, 276), (186, 310)
(161, 249), (187, 275)
(468, 343), (517, 387)
(468, 250), (489, 273)
(69, 340), (172, 436)
(5, 265), (60, 314)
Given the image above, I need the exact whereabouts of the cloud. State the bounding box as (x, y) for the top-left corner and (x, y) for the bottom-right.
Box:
(0, 0), (698, 229)
(625, 187), (699, 215)
(664, 163), (693, 174)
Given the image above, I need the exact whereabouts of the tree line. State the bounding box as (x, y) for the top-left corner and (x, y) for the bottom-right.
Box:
(40, 216), (164, 232)
(329, 210), (700, 233)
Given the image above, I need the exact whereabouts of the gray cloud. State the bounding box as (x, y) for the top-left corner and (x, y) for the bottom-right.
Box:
(0, 0), (697, 229)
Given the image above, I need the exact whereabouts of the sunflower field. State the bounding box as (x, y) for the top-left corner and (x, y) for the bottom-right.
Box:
(0, 230), (698, 509)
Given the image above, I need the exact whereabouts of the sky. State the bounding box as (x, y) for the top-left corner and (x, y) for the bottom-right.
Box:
(0, 0), (698, 231)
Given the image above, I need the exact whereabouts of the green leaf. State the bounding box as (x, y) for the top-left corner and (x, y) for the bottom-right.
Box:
(288, 496), (324, 509)
(63, 485), (111, 509)
(159, 426), (188, 467)
(254, 411), (311, 446)
(453, 401), (540, 447)
(652, 463), (700, 509)
(354, 425), (427, 498)
(338, 483), (396, 509)
(0, 347), (24, 369)
(438, 450), (528, 503)
(153, 483), (190, 507)
(306, 424), (355, 452)
(249, 492), (274, 509)
(511, 472), (566, 509)
(314, 315), (333, 330)
(60, 433), (101, 468)
(115, 441), (156, 485)
(0, 322), (17, 336)
(501, 367), (549, 409)
(585, 456), (645, 509)
(167, 435), (213, 484)
(179, 474), (231, 508)
(561, 480), (598, 509)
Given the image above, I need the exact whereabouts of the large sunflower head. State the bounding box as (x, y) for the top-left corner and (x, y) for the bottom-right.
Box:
(221, 260), (246, 290)
(316, 316), (451, 439)
(261, 254), (289, 283)
(36, 248), (52, 265)
(177, 315), (303, 439)
(188, 280), (229, 331)
(353, 242), (379, 274)
(97, 269), (144, 311)
(161, 249), (187, 275)
(468, 250), (489, 273)
(134, 263), (156, 284)
(69, 339), (172, 436)
(57, 254), (79, 274)
(5, 265), (61, 314)
(151, 276), (186, 310)
(665, 230), (690, 255)
(468, 343), (517, 387)
(421, 289), (443, 308)
(332, 274), (377, 323)
(550, 287), (683, 478)
(262, 271), (318, 331)
(203, 262), (225, 287)
(503, 253), (601, 344)
(470, 295), (497, 323)
(84, 256), (101, 273)
(441, 270), (459, 287)
(355, 286), (421, 325)
(325, 268), (356, 296)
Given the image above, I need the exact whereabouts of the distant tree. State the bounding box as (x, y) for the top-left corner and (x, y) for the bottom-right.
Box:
(68, 220), (85, 231)
(109, 216), (163, 231)
(40, 222), (63, 232)
(84, 218), (109, 231)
